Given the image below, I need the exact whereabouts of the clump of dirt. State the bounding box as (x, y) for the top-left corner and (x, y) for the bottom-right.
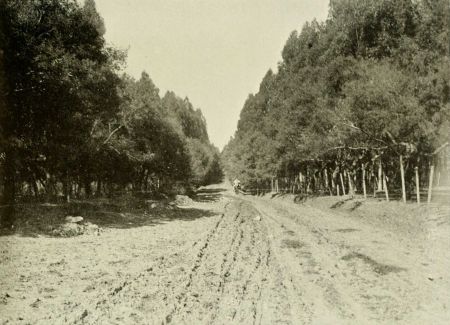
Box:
(281, 239), (305, 249)
(349, 201), (363, 211)
(52, 222), (101, 237)
(293, 194), (308, 203)
(173, 195), (194, 206)
(330, 197), (354, 209)
(284, 230), (296, 236)
(334, 228), (359, 233)
(341, 252), (406, 275)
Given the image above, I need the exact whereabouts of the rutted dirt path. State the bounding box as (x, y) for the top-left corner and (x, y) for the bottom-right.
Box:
(1, 186), (449, 324)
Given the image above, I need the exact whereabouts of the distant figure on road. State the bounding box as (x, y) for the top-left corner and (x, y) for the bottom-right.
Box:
(233, 178), (241, 194)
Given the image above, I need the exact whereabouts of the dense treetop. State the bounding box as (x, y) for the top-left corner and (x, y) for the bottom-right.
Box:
(0, 0), (222, 225)
(223, 0), (449, 191)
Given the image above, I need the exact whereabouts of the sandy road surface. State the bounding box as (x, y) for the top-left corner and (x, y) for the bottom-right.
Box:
(1, 186), (449, 324)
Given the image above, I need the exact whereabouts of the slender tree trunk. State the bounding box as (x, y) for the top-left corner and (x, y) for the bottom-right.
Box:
(427, 165), (434, 204)
(143, 171), (149, 192)
(383, 175), (389, 202)
(399, 155), (406, 203)
(347, 171), (354, 197)
(340, 172), (346, 195)
(415, 167), (420, 204)
(32, 179), (39, 199)
(313, 173), (318, 193)
(96, 179), (102, 197)
(377, 160), (383, 191)
(46, 174), (57, 202)
(324, 168), (329, 195)
(330, 175), (338, 195)
(299, 172), (304, 193)
(63, 175), (70, 203)
(306, 166), (311, 193)
(373, 176), (377, 198)
(362, 163), (367, 199)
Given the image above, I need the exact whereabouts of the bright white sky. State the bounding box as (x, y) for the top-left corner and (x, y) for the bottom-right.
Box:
(95, 0), (330, 149)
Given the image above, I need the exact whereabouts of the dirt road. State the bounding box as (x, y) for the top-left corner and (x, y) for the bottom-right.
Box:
(1, 186), (449, 324)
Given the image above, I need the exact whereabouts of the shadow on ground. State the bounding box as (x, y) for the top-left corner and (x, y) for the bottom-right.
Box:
(193, 188), (226, 203)
(0, 197), (218, 238)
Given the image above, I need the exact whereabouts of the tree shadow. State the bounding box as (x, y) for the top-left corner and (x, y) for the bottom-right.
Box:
(192, 188), (226, 203)
(0, 198), (218, 238)
(84, 206), (217, 230)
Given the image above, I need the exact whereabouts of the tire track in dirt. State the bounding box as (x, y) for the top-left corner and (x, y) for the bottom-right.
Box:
(167, 201), (266, 324)
(231, 198), (304, 325)
(272, 201), (418, 322)
(219, 203), (266, 324)
(52, 204), (230, 324)
(159, 199), (295, 324)
(248, 198), (371, 324)
(160, 205), (229, 323)
(249, 196), (437, 324)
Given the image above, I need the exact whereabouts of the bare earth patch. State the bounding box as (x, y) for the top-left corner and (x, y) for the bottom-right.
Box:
(1, 186), (449, 324)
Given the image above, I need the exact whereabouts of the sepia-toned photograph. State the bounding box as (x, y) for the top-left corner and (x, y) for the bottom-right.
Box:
(0, 0), (449, 324)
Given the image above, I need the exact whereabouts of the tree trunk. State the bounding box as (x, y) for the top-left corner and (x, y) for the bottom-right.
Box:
(331, 173), (336, 195)
(299, 172), (304, 193)
(415, 167), (420, 204)
(63, 175), (71, 203)
(45, 174), (57, 202)
(373, 176), (377, 198)
(347, 171), (354, 197)
(340, 172), (346, 195)
(32, 179), (39, 199)
(324, 168), (330, 195)
(377, 160), (383, 191)
(399, 155), (406, 203)
(383, 175), (389, 202)
(362, 163), (367, 199)
(96, 179), (102, 197)
(427, 165), (434, 204)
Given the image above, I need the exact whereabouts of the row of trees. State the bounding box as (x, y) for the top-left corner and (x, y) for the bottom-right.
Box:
(0, 0), (222, 226)
(223, 0), (449, 202)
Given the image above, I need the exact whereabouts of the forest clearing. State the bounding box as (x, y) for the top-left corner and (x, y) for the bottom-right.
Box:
(1, 184), (449, 324)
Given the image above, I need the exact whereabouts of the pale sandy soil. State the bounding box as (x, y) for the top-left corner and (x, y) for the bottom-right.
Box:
(1, 185), (449, 324)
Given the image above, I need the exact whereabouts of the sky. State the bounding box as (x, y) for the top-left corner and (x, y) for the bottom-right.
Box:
(94, 0), (330, 149)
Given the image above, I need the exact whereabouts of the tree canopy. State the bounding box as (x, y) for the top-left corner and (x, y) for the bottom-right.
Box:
(0, 0), (222, 226)
(223, 0), (449, 195)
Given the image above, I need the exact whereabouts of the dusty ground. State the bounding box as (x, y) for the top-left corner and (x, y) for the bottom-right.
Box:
(1, 185), (449, 324)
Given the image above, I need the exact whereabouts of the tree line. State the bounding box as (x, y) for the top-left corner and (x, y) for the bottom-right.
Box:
(222, 0), (449, 202)
(0, 0), (223, 226)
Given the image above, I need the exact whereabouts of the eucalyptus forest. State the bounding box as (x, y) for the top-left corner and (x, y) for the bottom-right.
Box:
(1, 1), (449, 324)
(223, 0), (449, 201)
(0, 0), (222, 226)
